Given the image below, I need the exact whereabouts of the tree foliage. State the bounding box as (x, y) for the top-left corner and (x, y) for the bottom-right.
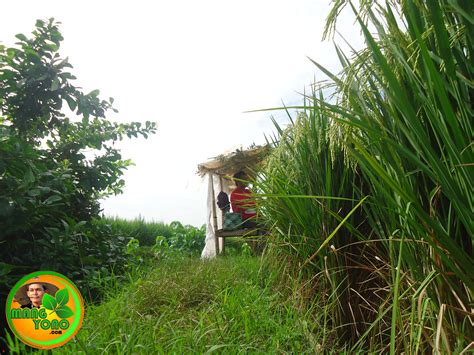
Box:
(0, 19), (157, 300)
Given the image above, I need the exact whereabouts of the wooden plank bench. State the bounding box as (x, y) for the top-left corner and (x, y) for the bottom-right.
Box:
(215, 228), (259, 238)
(215, 228), (265, 255)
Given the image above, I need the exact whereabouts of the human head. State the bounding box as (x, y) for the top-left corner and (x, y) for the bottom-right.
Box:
(217, 191), (230, 212)
(26, 283), (46, 307)
(233, 170), (248, 188)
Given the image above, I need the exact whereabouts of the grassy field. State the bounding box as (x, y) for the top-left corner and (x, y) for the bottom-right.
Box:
(6, 254), (338, 354)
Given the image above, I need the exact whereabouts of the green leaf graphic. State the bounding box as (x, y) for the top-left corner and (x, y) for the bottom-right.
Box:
(55, 305), (74, 319)
(55, 288), (69, 306)
(42, 293), (57, 310)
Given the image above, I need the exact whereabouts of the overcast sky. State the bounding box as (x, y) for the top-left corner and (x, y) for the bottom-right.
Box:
(1, 0), (363, 226)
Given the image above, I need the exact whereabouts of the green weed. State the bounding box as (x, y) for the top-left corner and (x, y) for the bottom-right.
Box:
(39, 255), (335, 354)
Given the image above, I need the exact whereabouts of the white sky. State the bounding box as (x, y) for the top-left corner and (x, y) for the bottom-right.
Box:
(1, 0), (363, 226)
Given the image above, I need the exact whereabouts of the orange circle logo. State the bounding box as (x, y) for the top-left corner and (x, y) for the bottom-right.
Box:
(5, 271), (84, 349)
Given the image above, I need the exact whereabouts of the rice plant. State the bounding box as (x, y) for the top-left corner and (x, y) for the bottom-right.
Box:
(257, 0), (473, 352)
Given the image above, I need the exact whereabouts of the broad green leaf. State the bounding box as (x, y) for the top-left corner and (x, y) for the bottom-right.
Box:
(38, 186), (52, 193)
(44, 195), (62, 204)
(15, 34), (28, 42)
(6, 48), (17, 59)
(42, 293), (57, 310)
(0, 262), (15, 277)
(65, 96), (77, 111)
(27, 189), (41, 197)
(50, 78), (60, 91)
(55, 305), (74, 319)
(55, 288), (69, 306)
(23, 169), (35, 184)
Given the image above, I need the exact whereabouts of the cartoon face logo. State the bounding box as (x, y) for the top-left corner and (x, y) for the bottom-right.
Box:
(6, 271), (84, 349)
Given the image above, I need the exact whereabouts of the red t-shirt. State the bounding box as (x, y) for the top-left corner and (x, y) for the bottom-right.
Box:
(230, 187), (256, 220)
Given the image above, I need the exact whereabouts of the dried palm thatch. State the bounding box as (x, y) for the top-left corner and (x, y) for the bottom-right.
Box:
(197, 144), (270, 178)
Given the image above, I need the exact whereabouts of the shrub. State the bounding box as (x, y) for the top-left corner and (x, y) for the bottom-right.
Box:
(0, 19), (156, 306)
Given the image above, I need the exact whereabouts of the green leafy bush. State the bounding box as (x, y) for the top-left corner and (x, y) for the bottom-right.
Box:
(166, 221), (206, 255)
(0, 19), (156, 304)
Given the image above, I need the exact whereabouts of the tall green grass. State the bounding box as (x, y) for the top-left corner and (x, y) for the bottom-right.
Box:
(6, 255), (340, 353)
(96, 216), (176, 246)
(257, 0), (473, 352)
(257, 107), (379, 343)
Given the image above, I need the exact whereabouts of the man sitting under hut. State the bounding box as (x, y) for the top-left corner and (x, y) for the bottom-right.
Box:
(230, 170), (257, 228)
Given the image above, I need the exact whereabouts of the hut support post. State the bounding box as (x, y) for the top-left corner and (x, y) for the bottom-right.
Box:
(219, 176), (225, 255)
(210, 173), (219, 255)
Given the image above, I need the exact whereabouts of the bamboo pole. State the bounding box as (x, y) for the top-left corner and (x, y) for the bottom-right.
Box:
(219, 175), (225, 255)
(210, 173), (219, 255)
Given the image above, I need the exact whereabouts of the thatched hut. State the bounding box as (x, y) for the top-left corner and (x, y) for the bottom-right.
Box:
(198, 145), (269, 258)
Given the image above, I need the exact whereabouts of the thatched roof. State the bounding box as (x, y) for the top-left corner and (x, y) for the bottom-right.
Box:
(197, 145), (269, 177)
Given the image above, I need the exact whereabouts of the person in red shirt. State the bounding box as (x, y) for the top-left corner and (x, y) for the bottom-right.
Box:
(230, 170), (257, 227)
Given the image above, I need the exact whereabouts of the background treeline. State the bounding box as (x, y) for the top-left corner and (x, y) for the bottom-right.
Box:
(256, 0), (473, 353)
